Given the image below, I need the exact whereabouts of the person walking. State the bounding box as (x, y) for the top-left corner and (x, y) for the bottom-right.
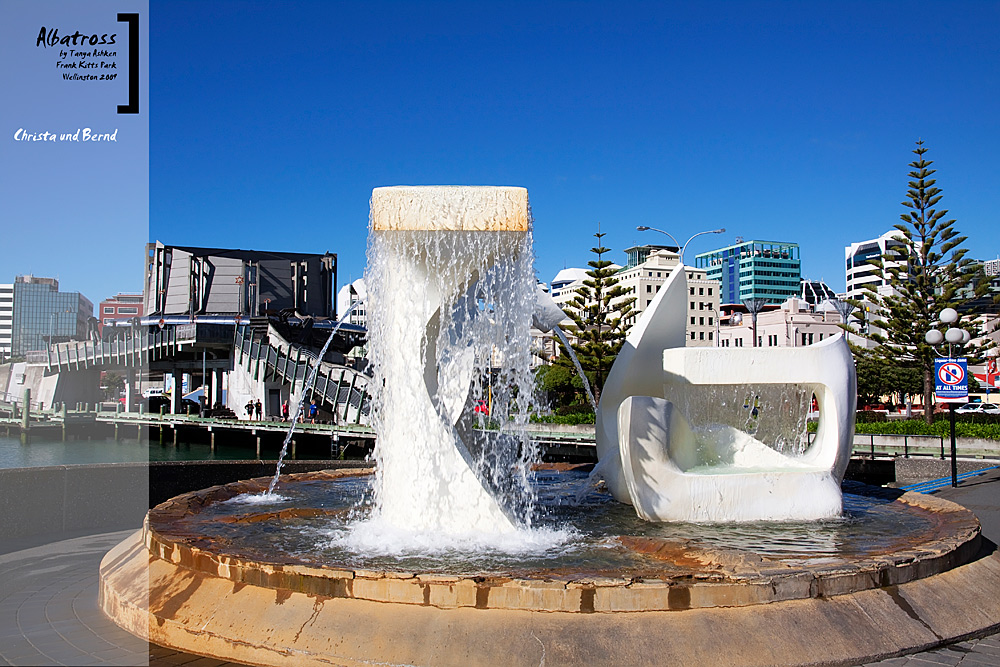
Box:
(255, 399), (263, 420)
(281, 399), (290, 421)
(245, 400), (254, 421)
(308, 399), (318, 424)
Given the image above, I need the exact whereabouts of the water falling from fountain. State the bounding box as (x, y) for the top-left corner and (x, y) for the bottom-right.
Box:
(266, 302), (363, 495)
(352, 186), (560, 547)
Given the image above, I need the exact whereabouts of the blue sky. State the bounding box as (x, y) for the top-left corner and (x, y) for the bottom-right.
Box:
(5, 1), (998, 305)
(2, 0), (147, 304)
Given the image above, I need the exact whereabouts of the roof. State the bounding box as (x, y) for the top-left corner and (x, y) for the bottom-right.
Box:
(551, 268), (589, 285)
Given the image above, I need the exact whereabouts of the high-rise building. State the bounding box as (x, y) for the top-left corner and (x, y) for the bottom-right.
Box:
(10, 275), (93, 356)
(98, 292), (144, 332)
(0, 283), (12, 361)
(844, 230), (906, 300)
(695, 240), (801, 305)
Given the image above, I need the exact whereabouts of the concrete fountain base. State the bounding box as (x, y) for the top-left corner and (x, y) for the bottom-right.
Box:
(100, 470), (1000, 666)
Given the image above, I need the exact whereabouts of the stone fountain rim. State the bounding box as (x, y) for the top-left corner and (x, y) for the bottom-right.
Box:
(142, 468), (982, 614)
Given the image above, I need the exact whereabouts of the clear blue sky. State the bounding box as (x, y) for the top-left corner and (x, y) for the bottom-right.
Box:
(6, 1), (998, 306)
(2, 0), (147, 304)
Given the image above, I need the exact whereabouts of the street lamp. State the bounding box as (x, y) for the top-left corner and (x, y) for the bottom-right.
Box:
(924, 307), (971, 488)
(636, 226), (726, 265)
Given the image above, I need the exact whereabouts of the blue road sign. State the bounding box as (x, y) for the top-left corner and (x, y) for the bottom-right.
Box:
(935, 357), (968, 402)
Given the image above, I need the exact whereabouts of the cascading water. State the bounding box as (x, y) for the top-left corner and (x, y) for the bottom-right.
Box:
(265, 302), (362, 495)
(353, 186), (552, 545)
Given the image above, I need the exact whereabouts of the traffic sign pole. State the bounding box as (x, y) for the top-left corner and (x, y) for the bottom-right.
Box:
(949, 403), (958, 488)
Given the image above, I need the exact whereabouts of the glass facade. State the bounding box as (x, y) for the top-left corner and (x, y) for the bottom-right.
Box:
(695, 241), (801, 305)
(10, 278), (92, 356)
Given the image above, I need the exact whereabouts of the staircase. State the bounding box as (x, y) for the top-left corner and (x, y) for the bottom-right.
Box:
(234, 324), (372, 425)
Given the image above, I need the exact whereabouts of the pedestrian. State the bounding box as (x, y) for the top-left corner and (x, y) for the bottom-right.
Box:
(308, 399), (318, 423)
(255, 399), (263, 420)
(245, 400), (254, 420)
(281, 399), (290, 421)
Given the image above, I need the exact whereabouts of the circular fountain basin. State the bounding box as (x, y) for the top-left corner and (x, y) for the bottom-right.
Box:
(101, 468), (1000, 666)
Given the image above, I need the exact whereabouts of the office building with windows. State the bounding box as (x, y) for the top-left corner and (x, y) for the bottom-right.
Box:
(98, 293), (144, 332)
(10, 275), (93, 356)
(695, 240), (801, 305)
(844, 230), (906, 300)
(614, 246), (720, 346)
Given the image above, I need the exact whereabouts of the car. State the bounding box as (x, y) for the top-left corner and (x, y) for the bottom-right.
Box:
(954, 402), (1000, 415)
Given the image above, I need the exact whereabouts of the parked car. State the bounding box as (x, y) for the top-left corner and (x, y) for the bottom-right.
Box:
(954, 402), (1000, 415)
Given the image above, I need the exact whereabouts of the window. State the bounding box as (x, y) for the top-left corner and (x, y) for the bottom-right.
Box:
(708, 332), (713, 341)
(690, 287), (695, 295)
(118, 307), (138, 315)
(699, 287), (704, 295)
(690, 302), (695, 309)
(690, 317), (695, 325)
(699, 317), (704, 325)
(647, 285), (652, 293)
(699, 302), (704, 310)
(708, 317), (713, 325)
(699, 332), (705, 340)
(690, 332), (695, 340)
(708, 288), (713, 296)
(103, 307), (115, 314)
(103, 318), (114, 325)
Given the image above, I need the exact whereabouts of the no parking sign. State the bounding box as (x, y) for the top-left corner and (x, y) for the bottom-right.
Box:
(934, 357), (968, 402)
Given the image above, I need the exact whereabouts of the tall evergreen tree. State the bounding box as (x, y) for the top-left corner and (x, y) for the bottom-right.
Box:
(557, 229), (635, 404)
(862, 140), (988, 423)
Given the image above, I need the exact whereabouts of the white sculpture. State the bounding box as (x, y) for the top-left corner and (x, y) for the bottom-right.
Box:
(597, 264), (857, 522)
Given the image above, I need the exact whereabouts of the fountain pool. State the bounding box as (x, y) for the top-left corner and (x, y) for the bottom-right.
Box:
(99, 186), (1000, 666)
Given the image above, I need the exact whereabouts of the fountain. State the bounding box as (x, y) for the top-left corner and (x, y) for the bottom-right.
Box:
(99, 186), (1000, 666)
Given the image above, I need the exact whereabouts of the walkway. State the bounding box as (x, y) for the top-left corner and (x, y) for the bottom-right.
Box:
(3, 472), (1000, 666)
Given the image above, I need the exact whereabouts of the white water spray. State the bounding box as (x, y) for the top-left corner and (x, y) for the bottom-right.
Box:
(362, 186), (541, 538)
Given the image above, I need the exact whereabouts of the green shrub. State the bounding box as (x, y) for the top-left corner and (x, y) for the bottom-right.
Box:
(530, 412), (596, 425)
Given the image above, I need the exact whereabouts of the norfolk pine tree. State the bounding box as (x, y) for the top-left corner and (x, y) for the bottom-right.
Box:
(863, 141), (988, 423)
(556, 229), (635, 404)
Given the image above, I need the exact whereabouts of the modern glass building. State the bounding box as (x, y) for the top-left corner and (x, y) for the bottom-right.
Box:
(10, 276), (93, 356)
(694, 240), (801, 305)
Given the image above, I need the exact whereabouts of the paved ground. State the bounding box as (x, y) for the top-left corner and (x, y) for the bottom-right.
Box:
(2, 469), (1000, 666)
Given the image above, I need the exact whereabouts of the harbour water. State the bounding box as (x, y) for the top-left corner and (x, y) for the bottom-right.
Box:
(0, 434), (302, 469)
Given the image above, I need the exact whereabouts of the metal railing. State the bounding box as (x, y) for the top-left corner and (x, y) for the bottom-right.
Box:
(234, 324), (371, 425)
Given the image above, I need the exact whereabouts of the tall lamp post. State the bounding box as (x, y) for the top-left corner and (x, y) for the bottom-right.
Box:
(925, 307), (971, 488)
(635, 226), (726, 265)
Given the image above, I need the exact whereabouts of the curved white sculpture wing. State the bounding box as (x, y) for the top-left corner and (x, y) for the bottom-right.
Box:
(597, 263), (858, 522)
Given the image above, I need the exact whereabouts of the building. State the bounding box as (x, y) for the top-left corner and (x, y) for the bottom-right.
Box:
(549, 268), (591, 311)
(0, 283), (12, 361)
(336, 279), (368, 329)
(9, 275), (93, 356)
(98, 293), (144, 332)
(800, 279), (837, 307)
(695, 240), (801, 305)
(145, 243), (337, 319)
(717, 297), (845, 348)
(548, 245), (721, 349)
(844, 230), (906, 300)
(614, 245), (720, 346)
